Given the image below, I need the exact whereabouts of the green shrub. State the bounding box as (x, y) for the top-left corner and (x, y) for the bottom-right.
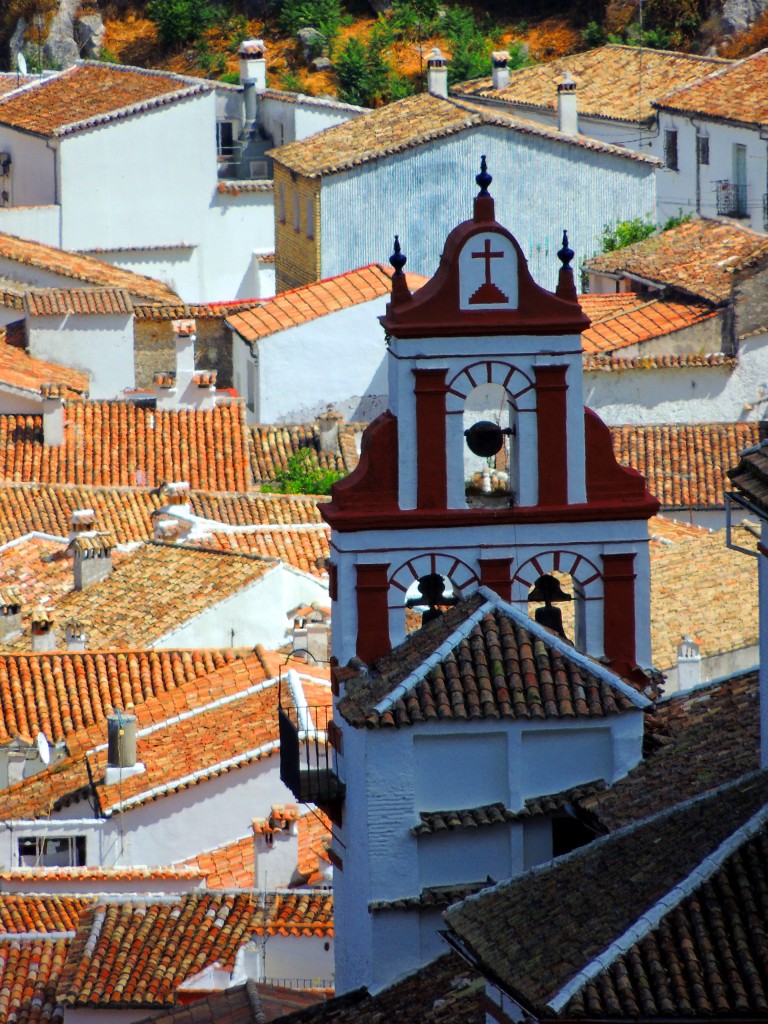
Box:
(276, 0), (342, 53)
(581, 20), (606, 46)
(661, 210), (692, 231)
(272, 448), (343, 495)
(601, 218), (655, 253)
(336, 21), (413, 107)
(443, 5), (530, 85)
(147, 0), (223, 49)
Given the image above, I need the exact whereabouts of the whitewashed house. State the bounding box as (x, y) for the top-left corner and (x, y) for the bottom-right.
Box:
(277, 166), (660, 993)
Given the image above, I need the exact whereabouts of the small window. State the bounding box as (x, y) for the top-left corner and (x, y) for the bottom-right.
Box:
(18, 835), (86, 867)
(246, 359), (256, 413)
(697, 135), (709, 166)
(552, 817), (595, 858)
(216, 121), (234, 157)
(664, 129), (679, 171)
(293, 193), (301, 232)
(306, 196), (314, 240)
(278, 184), (286, 224)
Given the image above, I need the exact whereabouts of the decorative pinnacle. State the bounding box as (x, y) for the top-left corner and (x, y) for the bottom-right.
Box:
(558, 230), (574, 269)
(476, 155), (492, 196)
(389, 235), (407, 276)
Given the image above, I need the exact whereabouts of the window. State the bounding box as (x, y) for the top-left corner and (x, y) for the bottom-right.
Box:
(664, 129), (678, 171)
(696, 134), (709, 166)
(552, 816), (596, 858)
(246, 358), (257, 413)
(306, 196), (314, 239)
(278, 184), (286, 224)
(18, 835), (86, 867)
(216, 121), (234, 158)
(293, 193), (301, 232)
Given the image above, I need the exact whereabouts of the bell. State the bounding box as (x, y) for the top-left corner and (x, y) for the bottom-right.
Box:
(528, 574), (572, 604)
(464, 420), (504, 457)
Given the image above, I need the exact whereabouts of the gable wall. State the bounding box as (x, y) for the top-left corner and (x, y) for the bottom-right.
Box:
(273, 165), (320, 292)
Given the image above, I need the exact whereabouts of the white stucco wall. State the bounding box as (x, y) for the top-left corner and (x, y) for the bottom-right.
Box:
(0, 127), (56, 208)
(260, 95), (362, 150)
(27, 313), (134, 399)
(262, 933), (334, 986)
(0, 204), (60, 246)
(319, 124), (656, 291)
(0, 388), (46, 414)
(199, 189), (275, 302)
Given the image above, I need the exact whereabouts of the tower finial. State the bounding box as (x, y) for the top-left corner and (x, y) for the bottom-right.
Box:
(558, 230), (574, 269)
(388, 235), (412, 307)
(476, 155), (492, 196)
(389, 235), (407, 276)
(556, 229), (578, 302)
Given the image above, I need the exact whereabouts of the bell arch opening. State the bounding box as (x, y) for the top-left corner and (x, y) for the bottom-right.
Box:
(463, 382), (518, 509)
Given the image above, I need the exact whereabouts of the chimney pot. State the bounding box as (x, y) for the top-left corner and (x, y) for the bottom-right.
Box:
(65, 618), (87, 651)
(41, 388), (65, 446)
(70, 534), (113, 590)
(239, 38), (267, 96)
(0, 588), (22, 643)
(557, 70), (578, 135)
(317, 405), (343, 452)
(676, 634), (702, 691)
(31, 608), (56, 652)
(426, 47), (448, 98)
(491, 50), (510, 91)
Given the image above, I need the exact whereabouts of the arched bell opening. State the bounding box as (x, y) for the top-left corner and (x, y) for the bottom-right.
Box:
(463, 383), (517, 509)
(389, 554), (479, 646)
(527, 572), (587, 650)
(404, 572), (459, 631)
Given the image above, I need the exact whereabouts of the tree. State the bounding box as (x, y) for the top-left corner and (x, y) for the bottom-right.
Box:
(336, 20), (413, 107)
(600, 218), (655, 253)
(272, 448), (343, 495)
(146, 0), (222, 49)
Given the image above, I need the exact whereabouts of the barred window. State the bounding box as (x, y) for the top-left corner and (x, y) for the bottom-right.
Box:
(697, 135), (709, 166)
(664, 129), (679, 171)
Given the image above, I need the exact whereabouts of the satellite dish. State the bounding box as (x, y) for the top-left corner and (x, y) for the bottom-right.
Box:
(36, 731), (50, 765)
(16, 52), (27, 76)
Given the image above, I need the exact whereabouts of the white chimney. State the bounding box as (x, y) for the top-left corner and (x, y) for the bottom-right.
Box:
(676, 635), (702, 691)
(68, 508), (96, 542)
(31, 608), (56, 652)
(491, 50), (510, 91)
(41, 385), (65, 446)
(239, 39), (267, 124)
(65, 618), (87, 651)
(427, 47), (448, 98)
(155, 320), (215, 411)
(232, 941), (263, 984)
(557, 70), (578, 135)
(317, 405), (342, 452)
(105, 710), (145, 785)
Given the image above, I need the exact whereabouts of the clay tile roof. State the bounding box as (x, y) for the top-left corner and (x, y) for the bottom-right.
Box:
(444, 771), (768, 1017)
(0, 63), (210, 138)
(0, 648), (248, 745)
(338, 593), (645, 729)
(578, 294), (716, 353)
(610, 422), (762, 509)
(197, 527), (330, 577)
(146, 978), (329, 1024)
(656, 47), (768, 125)
(0, 233), (180, 304)
(0, 895), (93, 933)
(728, 437), (768, 513)
(24, 289), (134, 317)
(452, 44), (730, 124)
(217, 180), (274, 194)
(0, 865), (205, 883)
(190, 491), (327, 526)
(180, 835), (255, 889)
(227, 265), (428, 343)
(57, 891), (333, 1007)
(0, 936), (70, 1024)
(585, 218), (768, 304)
(584, 351), (735, 371)
(0, 321), (88, 397)
(0, 74), (35, 97)
(0, 400), (251, 491)
(249, 423), (362, 486)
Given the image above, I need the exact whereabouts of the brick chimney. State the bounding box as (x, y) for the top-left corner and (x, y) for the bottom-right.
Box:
(427, 47), (448, 98)
(70, 535), (113, 591)
(31, 608), (56, 652)
(491, 50), (510, 91)
(41, 384), (65, 446)
(557, 71), (578, 135)
(0, 587), (22, 643)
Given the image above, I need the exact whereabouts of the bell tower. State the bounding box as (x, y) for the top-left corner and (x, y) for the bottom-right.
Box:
(322, 159), (659, 683)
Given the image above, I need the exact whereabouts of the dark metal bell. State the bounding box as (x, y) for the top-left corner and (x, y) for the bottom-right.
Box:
(464, 420), (504, 457)
(528, 574), (572, 604)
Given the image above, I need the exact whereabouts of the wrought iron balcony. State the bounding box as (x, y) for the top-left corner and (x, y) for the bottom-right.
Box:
(715, 180), (748, 218)
(279, 703), (345, 807)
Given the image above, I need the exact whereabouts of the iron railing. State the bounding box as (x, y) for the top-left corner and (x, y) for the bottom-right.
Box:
(278, 703), (345, 806)
(715, 180), (747, 217)
(261, 977), (334, 990)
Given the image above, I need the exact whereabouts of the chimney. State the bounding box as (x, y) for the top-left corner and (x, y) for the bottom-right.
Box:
(155, 320), (212, 411)
(65, 618), (87, 652)
(0, 588), (22, 643)
(426, 47), (448, 98)
(41, 385), (65, 446)
(71, 534), (113, 590)
(68, 508), (97, 542)
(557, 70), (578, 135)
(105, 709), (145, 785)
(306, 621), (330, 665)
(676, 635), (702, 691)
(491, 50), (510, 91)
(239, 39), (267, 123)
(317, 405), (343, 452)
(31, 608), (56, 652)
(253, 806), (300, 890)
(232, 941), (263, 984)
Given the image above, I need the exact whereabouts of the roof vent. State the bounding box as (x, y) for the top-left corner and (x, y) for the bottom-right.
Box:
(105, 710), (146, 785)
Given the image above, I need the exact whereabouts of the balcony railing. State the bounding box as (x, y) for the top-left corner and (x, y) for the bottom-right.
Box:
(715, 180), (748, 217)
(279, 704), (345, 806)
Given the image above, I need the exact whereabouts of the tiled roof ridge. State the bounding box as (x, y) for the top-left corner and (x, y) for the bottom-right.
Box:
(0, 930), (76, 940)
(598, 41), (731, 62)
(653, 45), (765, 113)
(548, 779), (768, 1012)
(51, 80), (210, 138)
(152, 539), (282, 566)
(257, 87), (367, 113)
(584, 352), (735, 372)
(246, 977), (268, 1024)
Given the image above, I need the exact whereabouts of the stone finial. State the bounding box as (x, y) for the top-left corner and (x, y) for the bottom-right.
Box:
(556, 230), (578, 302)
(389, 235), (406, 276)
(474, 155), (495, 222)
(476, 154), (492, 196)
(388, 236), (412, 306)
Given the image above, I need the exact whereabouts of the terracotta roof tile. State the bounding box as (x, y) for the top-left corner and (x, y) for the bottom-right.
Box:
(0, 401), (251, 491)
(24, 289), (134, 317)
(445, 772), (768, 1016)
(198, 528), (330, 577)
(0, 896), (92, 934)
(0, 865), (205, 883)
(338, 595), (641, 729)
(656, 47), (768, 125)
(0, 63), (209, 138)
(217, 180), (274, 194)
(579, 294), (716, 354)
(728, 437), (768, 513)
(227, 265), (426, 343)
(585, 218), (768, 303)
(584, 351), (735, 371)
(146, 979), (328, 1024)
(0, 322), (88, 398)
(269, 92), (656, 179)
(452, 45), (729, 123)
(610, 422), (761, 509)
(248, 423), (362, 486)
(0, 233), (179, 304)
(57, 892), (333, 1007)
(0, 936), (69, 1024)
(180, 835), (255, 889)
(190, 491), (326, 526)
(0, 74), (35, 97)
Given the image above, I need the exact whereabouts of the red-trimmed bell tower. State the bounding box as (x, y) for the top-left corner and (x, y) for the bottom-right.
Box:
(322, 159), (659, 682)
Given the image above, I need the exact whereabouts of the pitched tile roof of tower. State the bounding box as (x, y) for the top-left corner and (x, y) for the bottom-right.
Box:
(578, 294), (716, 353)
(269, 92), (658, 178)
(0, 233), (180, 304)
(0, 647), (248, 744)
(585, 218), (768, 303)
(0, 936), (70, 1024)
(338, 593), (646, 729)
(0, 896), (93, 933)
(655, 47), (768, 125)
(0, 322), (88, 397)
(0, 62), (210, 138)
(728, 437), (768, 514)
(24, 288), (134, 317)
(444, 771), (768, 1017)
(227, 265), (428, 343)
(57, 892), (334, 1008)
(0, 401), (251, 491)
(199, 527), (330, 577)
(451, 45), (729, 123)
(610, 422), (762, 509)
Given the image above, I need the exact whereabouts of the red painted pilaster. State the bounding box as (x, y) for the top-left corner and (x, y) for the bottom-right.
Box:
(356, 563), (391, 665)
(479, 557), (513, 601)
(413, 368), (448, 509)
(534, 365), (569, 506)
(602, 553), (637, 669)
